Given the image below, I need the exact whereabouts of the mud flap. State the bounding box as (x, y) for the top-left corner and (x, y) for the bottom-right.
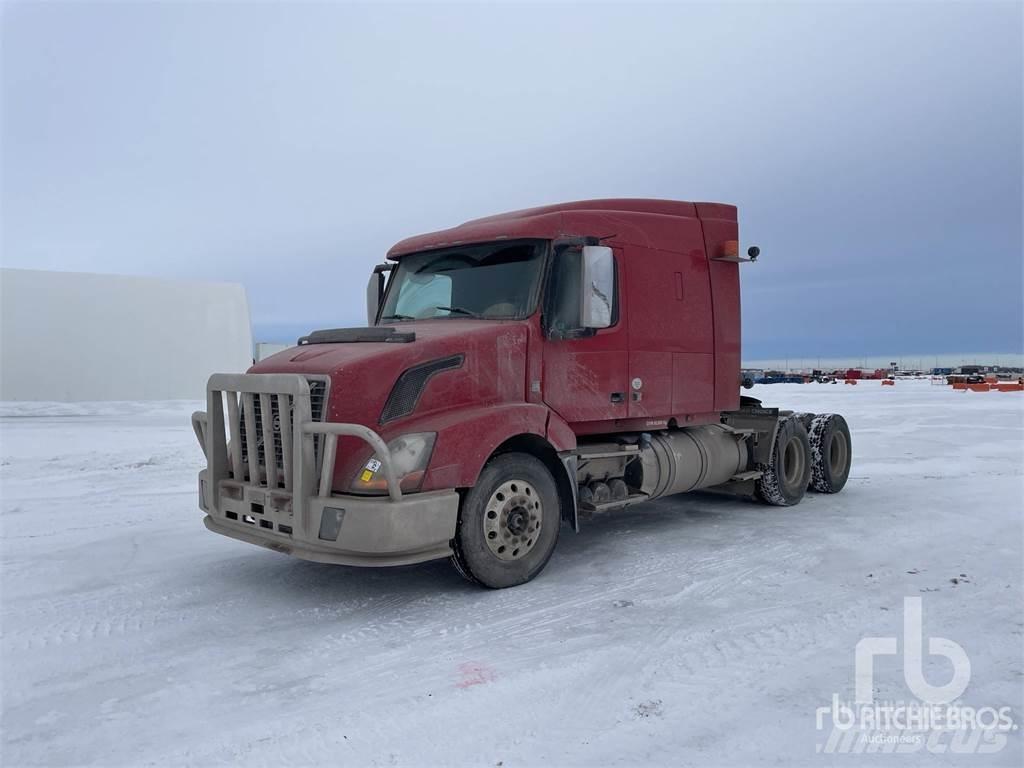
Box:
(558, 453), (580, 532)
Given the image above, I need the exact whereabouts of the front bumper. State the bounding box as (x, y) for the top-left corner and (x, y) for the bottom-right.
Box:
(200, 476), (458, 566)
(193, 373), (459, 566)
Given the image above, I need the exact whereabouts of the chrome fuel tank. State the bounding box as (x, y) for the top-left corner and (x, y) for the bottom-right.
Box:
(638, 425), (748, 499)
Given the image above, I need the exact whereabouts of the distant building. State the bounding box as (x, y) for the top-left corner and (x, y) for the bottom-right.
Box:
(0, 269), (252, 401)
(255, 342), (290, 362)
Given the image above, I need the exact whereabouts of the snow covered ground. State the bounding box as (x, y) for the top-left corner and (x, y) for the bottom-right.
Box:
(2, 381), (1022, 766)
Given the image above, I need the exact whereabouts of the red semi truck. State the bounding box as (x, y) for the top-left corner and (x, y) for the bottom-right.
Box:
(192, 199), (852, 588)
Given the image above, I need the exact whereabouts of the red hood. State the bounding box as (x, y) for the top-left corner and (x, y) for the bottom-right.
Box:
(251, 319), (529, 431)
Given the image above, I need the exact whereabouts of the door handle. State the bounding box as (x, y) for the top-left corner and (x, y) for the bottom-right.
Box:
(610, 392), (625, 403)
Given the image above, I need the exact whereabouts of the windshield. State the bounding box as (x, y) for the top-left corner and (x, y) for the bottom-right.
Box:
(379, 240), (546, 321)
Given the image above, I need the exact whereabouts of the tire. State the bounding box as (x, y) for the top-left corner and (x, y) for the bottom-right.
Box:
(807, 413), (852, 493)
(755, 415), (812, 506)
(792, 411), (816, 432)
(451, 452), (561, 588)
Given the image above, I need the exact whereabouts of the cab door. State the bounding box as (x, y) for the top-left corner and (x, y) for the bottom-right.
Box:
(541, 244), (628, 427)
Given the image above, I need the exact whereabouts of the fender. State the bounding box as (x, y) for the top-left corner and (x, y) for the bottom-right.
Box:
(329, 402), (576, 495)
(422, 404), (580, 533)
(417, 402), (576, 489)
(545, 408), (576, 452)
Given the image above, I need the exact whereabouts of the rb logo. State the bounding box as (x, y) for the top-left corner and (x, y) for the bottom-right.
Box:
(854, 596), (971, 704)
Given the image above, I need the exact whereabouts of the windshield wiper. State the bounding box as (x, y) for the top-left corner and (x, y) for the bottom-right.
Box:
(435, 306), (482, 318)
(380, 313), (415, 321)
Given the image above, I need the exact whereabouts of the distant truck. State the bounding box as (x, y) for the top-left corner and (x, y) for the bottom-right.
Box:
(192, 200), (852, 588)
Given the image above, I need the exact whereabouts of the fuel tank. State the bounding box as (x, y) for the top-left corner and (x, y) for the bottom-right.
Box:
(637, 425), (748, 499)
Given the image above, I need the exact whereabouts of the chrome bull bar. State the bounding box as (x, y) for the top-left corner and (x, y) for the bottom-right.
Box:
(192, 373), (402, 540)
(303, 421), (402, 501)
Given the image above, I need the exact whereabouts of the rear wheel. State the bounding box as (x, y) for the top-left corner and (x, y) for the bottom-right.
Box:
(756, 415), (812, 506)
(793, 411), (816, 432)
(808, 413), (852, 493)
(451, 452), (561, 588)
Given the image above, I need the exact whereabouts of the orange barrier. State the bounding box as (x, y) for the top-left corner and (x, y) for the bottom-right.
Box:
(952, 382), (968, 390)
(968, 383), (991, 392)
(995, 382), (1024, 392)
(881, 379), (895, 386)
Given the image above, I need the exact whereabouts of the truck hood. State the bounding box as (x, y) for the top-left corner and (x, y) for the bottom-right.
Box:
(250, 319), (529, 428)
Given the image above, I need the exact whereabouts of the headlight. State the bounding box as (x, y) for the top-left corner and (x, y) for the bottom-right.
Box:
(350, 432), (436, 494)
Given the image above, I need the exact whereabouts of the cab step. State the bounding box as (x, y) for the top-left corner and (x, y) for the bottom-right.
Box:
(730, 470), (763, 481)
(580, 492), (649, 514)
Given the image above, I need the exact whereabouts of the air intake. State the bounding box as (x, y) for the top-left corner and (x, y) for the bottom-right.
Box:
(380, 355), (464, 424)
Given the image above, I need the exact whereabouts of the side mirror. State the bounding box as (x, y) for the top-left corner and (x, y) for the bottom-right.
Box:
(579, 245), (614, 329)
(366, 264), (393, 326)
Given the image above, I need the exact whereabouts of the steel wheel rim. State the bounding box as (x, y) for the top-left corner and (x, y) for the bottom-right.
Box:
(483, 479), (543, 561)
(783, 438), (804, 486)
(829, 431), (848, 475)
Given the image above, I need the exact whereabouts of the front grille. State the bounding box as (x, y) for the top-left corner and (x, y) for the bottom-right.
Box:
(236, 377), (328, 487)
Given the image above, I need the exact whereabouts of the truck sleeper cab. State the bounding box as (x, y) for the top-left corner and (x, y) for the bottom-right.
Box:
(192, 199), (852, 588)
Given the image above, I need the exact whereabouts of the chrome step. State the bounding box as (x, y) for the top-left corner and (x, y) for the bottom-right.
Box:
(580, 492), (649, 514)
(729, 470), (762, 481)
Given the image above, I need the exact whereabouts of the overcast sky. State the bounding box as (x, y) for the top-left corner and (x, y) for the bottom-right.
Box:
(2, 1), (1021, 359)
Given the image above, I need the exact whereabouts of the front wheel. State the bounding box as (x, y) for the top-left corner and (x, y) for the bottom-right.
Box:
(451, 452), (561, 588)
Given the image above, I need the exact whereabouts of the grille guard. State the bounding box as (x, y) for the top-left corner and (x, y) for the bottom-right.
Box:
(192, 373), (403, 540)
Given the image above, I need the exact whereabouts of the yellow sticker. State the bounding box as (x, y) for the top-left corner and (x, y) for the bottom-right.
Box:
(360, 469), (374, 482)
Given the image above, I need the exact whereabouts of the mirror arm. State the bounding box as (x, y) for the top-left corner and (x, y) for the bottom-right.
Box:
(366, 262), (394, 326)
